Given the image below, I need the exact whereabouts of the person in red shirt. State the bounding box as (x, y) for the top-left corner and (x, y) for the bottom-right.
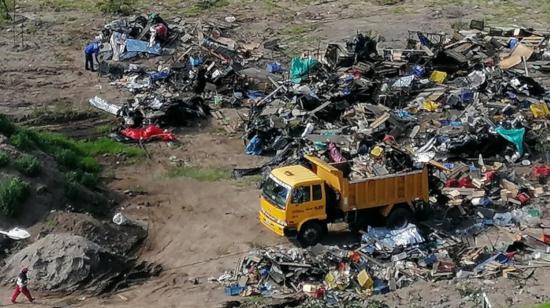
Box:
(11, 267), (34, 304)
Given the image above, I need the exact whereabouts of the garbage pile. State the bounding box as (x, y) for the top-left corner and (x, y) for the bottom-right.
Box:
(89, 13), (264, 142)
(235, 21), (550, 182)
(218, 224), (550, 305)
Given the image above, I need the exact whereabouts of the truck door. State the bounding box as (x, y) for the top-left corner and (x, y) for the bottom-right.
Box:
(289, 185), (326, 224)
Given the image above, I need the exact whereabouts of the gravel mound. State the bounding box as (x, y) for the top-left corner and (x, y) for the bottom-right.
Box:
(2, 233), (131, 292)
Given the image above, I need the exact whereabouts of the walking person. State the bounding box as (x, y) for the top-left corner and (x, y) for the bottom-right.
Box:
(11, 267), (34, 304)
(84, 41), (100, 71)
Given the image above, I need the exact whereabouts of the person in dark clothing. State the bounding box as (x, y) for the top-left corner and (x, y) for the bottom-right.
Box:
(84, 41), (100, 71)
(11, 267), (33, 304)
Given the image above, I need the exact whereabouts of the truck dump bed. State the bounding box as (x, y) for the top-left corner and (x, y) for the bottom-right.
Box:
(305, 155), (429, 212)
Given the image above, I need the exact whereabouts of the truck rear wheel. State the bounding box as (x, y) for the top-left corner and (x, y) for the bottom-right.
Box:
(387, 207), (413, 230)
(298, 221), (324, 247)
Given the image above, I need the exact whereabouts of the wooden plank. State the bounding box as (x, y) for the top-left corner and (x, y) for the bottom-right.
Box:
(370, 112), (390, 129)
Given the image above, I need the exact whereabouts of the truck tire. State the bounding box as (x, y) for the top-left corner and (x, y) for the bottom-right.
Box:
(386, 207), (413, 230)
(298, 221), (324, 247)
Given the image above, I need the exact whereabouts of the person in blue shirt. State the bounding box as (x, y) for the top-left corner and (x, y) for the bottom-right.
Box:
(84, 42), (100, 71)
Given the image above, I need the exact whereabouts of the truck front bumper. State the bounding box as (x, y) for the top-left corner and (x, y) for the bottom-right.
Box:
(259, 210), (297, 238)
(259, 210), (285, 236)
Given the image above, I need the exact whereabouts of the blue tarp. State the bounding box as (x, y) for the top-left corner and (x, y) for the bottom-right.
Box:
(496, 127), (525, 154)
(148, 71), (170, 82)
(245, 135), (262, 155)
(125, 39), (162, 55)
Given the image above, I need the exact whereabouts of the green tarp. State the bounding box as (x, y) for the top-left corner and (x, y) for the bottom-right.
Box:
(496, 127), (525, 155)
(290, 57), (318, 84)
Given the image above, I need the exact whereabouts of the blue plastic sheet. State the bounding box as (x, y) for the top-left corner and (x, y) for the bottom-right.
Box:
(495, 127), (525, 154)
(266, 62), (282, 73)
(246, 90), (265, 100)
(148, 71), (170, 81)
(245, 135), (262, 155)
(290, 57), (318, 84)
(361, 224), (424, 251)
(125, 39), (162, 55)
(411, 65), (426, 78)
(189, 56), (203, 67)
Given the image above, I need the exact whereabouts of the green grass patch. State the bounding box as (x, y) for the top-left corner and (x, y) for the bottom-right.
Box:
(39, 0), (97, 12)
(261, 0), (281, 12)
(0, 177), (30, 217)
(0, 115), (143, 170)
(14, 154), (41, 177)
(65, 170), (99, 189)
(63, 176), (81, 200)
(233, 175), (262, 188)
(184, 0), (229, 16)
(0, 116), (16, 139)
(0, 0), (14, 26)
(165, 166), (231, 182)
(532, 303), (550, 308)
(46, 216), (58, 228)
(0, 151), (9, 167)
(75, 137), (144, 157)
(95, 124), (113, 135)
(282, 24), (313, 36)
(388, 5), (407, 14)
(96, 0), (136, 15)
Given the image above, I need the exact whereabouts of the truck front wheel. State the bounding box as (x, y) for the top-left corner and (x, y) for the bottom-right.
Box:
(387, 207), (413, 230)
(298, 221), (324, 247)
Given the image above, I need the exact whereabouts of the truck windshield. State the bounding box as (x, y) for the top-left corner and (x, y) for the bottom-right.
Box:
(262, 176), (289, 209)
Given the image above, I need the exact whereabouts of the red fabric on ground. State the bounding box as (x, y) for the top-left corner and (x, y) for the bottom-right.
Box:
(153, 24), (168, 40)
(121, 125), (176, 142)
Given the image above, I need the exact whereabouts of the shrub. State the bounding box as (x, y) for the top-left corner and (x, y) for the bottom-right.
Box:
(64, 179), (81, 201)
(96, 0), (135, 15)
(53, 148), (80, 169)
(64, 170), (100, 200)
(79, 157), (101, 173)
(0, 114), (15, 136)
(9, 130), (37, 151)
(0, 151), (9, 167)
(65, 171), (98, 189)
(14, 154), (41, 177)
(0, 177), (30, 217)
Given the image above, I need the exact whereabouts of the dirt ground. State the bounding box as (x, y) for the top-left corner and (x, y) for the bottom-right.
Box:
(1, 0), (550, 307)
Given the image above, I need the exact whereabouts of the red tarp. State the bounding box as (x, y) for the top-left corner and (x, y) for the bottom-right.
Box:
(532, 165), (550, 177)
(121, 125), (176, 142)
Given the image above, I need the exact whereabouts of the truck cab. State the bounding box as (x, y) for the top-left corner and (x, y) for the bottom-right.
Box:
(259, 165), (328, 243)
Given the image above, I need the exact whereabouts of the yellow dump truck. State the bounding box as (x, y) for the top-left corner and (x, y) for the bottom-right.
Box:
(259, 155), (429, 246)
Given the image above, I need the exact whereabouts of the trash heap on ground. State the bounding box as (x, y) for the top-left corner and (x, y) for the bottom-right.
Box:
(88, 13), (263, 142)
(236, 21), (550, 180)
(218, 223), (549, 305)
(214, 20), (550, 305)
